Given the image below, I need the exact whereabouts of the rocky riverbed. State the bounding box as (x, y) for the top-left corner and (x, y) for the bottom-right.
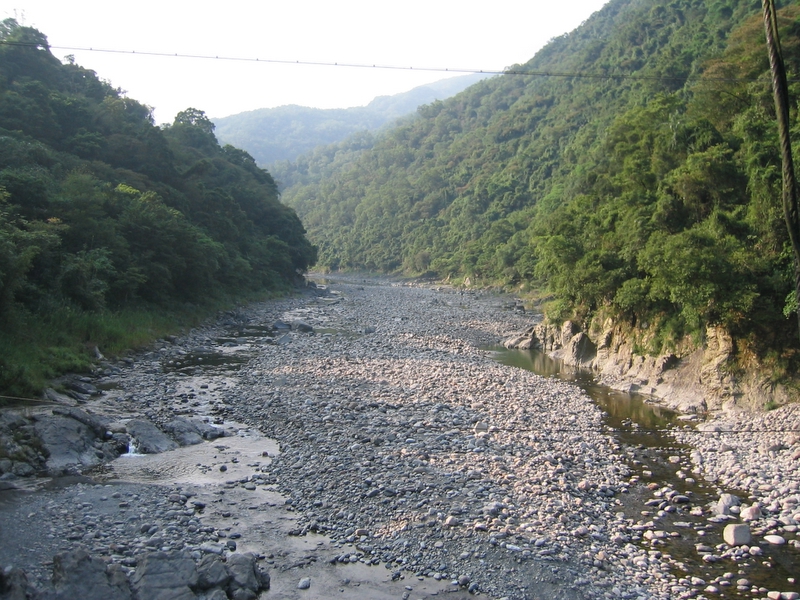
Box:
(0, 276), (798, 600)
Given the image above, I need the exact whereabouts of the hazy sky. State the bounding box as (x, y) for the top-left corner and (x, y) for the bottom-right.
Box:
(6, 1), (609, 124)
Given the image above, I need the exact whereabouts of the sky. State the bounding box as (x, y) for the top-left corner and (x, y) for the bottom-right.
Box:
(5, 1), (610, 124)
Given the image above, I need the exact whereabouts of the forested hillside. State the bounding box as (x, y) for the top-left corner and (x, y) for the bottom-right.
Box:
(213, 73), (488, 167)
(282, 0), (800, 371)
(0, 19), (316, 395)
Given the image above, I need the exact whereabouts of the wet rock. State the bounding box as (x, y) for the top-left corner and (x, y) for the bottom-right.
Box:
(292, 321), (314, 333)
(125, 420), (178, 454)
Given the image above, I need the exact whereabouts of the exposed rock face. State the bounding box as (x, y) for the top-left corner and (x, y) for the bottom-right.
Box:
(2, 410), (214, 481)
(0, 549), (269, 600)
(503, 318), (795, 412)
(553, 331), (596, 367)
(32, 407), (118, 475)
(50, 548), (132, 600)
(130, 552), (198, 600)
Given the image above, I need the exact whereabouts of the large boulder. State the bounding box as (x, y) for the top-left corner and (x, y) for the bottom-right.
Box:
(226, 553), (269, 599)
(0, 566), (34, 600)
(129, 552), (198, 600)
(125, 420), (178, 454)
(162, 419), (224, 446)
(557, 332), (597, 367)
(47, 548), (131, 600)
(34, 415), (101, 474)
(196, 555), (230, 591)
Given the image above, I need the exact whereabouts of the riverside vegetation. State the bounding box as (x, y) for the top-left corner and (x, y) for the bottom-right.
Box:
(0, 2), (798, 598)
(278, 0), (800, 400)
(0, 19), (316, 397)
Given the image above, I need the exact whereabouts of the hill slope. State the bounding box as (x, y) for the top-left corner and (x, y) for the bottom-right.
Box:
(0, 19), (316, 394)
(280, 0), (800, 369)
(212, 73), (488, 166)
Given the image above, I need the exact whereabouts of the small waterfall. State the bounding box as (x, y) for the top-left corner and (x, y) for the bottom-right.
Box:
(123, 437), (144, 457)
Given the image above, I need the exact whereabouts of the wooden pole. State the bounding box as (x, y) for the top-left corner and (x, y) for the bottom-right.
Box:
(762, 0), (800, 341)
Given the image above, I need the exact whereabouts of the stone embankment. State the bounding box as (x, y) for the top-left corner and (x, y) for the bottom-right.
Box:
(0, 277), (797, 599)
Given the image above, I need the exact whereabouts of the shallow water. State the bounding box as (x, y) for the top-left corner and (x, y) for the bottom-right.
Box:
(488, 347), (799, 599)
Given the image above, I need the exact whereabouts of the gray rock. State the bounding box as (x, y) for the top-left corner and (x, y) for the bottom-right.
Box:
(34, 414), (101, 473)
(0, 566), (33, 600)
(50, 407), (108, 437)
(716, 493), (740, 515)
(162, 419), (204, 446)
(559, 332), (597, 367)
(164, 417), (225, 446)
(723, 523), (751, 546)
(11, 462), (35, 477)
(199, 543), (225, 555)
(130, 551), (198, 600)
(226, 553), (268, 597)
(65, 380), (100, 397)
(43, 388), (77, 406)
(49, 548), (131, 600)
(297, 577), (311, 590)
(198, 590), (228, 600)
(125, 420), (178, 454)
(196, 555), (229, 590)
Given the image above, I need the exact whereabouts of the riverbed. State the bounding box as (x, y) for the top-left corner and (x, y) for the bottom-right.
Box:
(1, 276), (798, 600)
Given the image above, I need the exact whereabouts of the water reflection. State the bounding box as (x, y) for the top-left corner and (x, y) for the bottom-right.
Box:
(487, 346), (800, 596)
(486, 346), (677, 434)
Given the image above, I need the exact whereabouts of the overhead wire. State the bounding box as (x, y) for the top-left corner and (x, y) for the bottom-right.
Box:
(0, 40), (783, 85)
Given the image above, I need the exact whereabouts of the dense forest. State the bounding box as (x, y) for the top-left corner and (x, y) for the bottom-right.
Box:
(281, 0), (800, 374)
(213, 73), (488, 167)
(0, 19), (316, 395)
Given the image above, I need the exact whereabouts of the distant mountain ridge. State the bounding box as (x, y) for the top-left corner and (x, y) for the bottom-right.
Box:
(212, 73), (489, 166)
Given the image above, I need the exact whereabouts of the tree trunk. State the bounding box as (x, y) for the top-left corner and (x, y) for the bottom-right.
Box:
(762, 0), (800, 341)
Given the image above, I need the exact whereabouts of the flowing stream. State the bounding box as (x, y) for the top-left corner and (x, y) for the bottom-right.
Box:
(487, 347), (799, 599)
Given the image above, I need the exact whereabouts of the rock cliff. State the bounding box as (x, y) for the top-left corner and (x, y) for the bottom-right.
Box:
(504, 318), (796, 413)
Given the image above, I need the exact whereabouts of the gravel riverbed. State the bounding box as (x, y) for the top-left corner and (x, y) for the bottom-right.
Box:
(1, 276), (798, 600)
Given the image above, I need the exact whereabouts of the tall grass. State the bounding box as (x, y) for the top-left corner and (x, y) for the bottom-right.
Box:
(0, 287), (289, 401)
